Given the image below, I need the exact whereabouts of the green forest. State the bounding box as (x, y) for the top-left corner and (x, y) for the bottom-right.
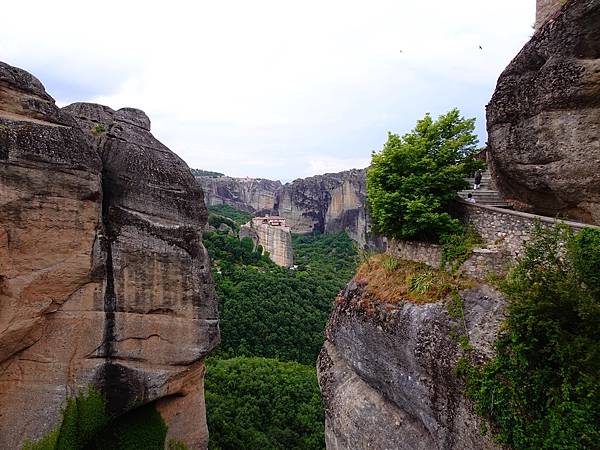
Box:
(203, 208), (357, 449)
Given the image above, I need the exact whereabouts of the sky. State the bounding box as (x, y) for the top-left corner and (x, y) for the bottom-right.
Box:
(1, 1), (535, 181)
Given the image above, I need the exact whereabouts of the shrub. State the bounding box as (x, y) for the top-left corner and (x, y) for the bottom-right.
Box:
(440, 226), (483, 273)
(22, 389), (171, 450)
(91, 124), (107, 135)
(459, 225), (600, 449)
(367, 109), (484, 242)
(93, 403), (167, 450)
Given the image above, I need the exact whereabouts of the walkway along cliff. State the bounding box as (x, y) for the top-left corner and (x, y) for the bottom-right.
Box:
(0, 62), (219, 448)
(317, 0), (600, 448)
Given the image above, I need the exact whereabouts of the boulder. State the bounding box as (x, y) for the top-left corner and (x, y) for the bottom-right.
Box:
(487, 0), (600, 224)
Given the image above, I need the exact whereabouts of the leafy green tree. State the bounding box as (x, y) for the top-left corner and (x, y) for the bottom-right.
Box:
(205, 357), (324, 450)
(367, 109), (483, 241)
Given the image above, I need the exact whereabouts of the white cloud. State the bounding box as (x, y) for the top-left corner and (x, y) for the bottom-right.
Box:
(0, 0), (535, 180)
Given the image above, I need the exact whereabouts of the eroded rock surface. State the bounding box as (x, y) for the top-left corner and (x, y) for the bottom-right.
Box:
(0, 62), (219, 449)
(198, 175), (282, 213)
(487, 0), (600, 224)
(318, 281), (505, 450)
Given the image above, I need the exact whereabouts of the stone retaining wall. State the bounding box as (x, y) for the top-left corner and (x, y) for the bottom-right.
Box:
(386, 240), (509, 281)
(386, 201), (598, 280)
(454, 201), (599, 258)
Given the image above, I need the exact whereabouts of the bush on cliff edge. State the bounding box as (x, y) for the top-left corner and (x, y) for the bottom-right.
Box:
(459, 225), (600, 449)
(367, 108), (483, 242)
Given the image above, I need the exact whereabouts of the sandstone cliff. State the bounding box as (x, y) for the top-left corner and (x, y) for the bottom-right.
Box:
(318, 280), (504, 450)
(197, 169), (371, 247)
(487, 0), (600, 224)
(198, 175), (282, 213)
(0, 62), (219, 448)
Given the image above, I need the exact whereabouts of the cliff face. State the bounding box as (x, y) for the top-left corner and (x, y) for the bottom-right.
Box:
(0, 62), (219, 448)
(198, 176), (282, 213)
(240, 218), (294, 267)
(276, 169), (369, 246)
(535, 0), (566, 30)
(487, 0), (600, 224)
(197, 169), (370, 246)
(318, 281), (505, 450)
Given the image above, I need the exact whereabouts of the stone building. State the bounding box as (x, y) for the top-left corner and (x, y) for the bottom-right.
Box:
(240, 216), (294, 267)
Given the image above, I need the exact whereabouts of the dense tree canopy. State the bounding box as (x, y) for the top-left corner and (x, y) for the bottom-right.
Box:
(205, 357), (324, 450)
(208, 205), (252, 226)
(202, 221), (357, 449)
(367, 109), (483, 241)
(206, 231), (356, 364)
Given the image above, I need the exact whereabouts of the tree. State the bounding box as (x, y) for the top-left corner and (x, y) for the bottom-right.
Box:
(367, 109), (483, 241)
(205, 357), (325, 450)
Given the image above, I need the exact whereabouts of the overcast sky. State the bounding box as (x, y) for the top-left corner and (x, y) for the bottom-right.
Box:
(1, 1), (535, 181)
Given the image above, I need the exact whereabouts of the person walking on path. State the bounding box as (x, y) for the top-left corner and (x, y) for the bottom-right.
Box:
(474, 170), (482, 190)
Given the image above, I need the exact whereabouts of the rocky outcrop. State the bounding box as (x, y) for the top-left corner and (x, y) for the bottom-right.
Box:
(240, 217), (294, 267)
(318, 281), (505, 450)
(198, 175), (282, 213)
(198, 169), (372, 247)
(0, 61), (219, 449)
(535, 0), (567, 30)
(275, 169), (370, 246)
(487, 0), (600, 224)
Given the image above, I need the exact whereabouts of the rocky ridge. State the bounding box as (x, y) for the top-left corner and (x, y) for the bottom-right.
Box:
(0, 61), (219, 448)
(197, 168), (372, 247)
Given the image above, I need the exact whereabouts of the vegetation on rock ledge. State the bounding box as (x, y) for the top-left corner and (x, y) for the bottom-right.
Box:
(458, 225), (600, 449)
(354, 253), (471, 305)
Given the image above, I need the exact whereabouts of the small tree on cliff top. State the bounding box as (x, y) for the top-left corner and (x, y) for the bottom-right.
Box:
(367, 108), (482, 241)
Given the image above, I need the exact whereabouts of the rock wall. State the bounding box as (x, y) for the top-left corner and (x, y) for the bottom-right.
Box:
(275, 169), (369, 246)
(487, 0), (600, 224)
(240, 218), (294, 267)
(0, 62), (219, 449)
(454, 201), (599, 258)
(318, 281), (505, 450)
(535, 0), (568, 30)
(386, 239), (508, 281)
(197, 169), (372, 247)
(198, 176), (282, 213)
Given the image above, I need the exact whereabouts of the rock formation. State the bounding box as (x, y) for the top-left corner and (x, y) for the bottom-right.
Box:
(535, 0), (567, 30)
(197, 169), (372, 247)
(0, 61), (219, 448)
(275, 169), (369, 246)
(487, 0), (600, 224)
(240, 217), (294, 267)
(198, 175), (282, 213)
(318, 281), (505, 450)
